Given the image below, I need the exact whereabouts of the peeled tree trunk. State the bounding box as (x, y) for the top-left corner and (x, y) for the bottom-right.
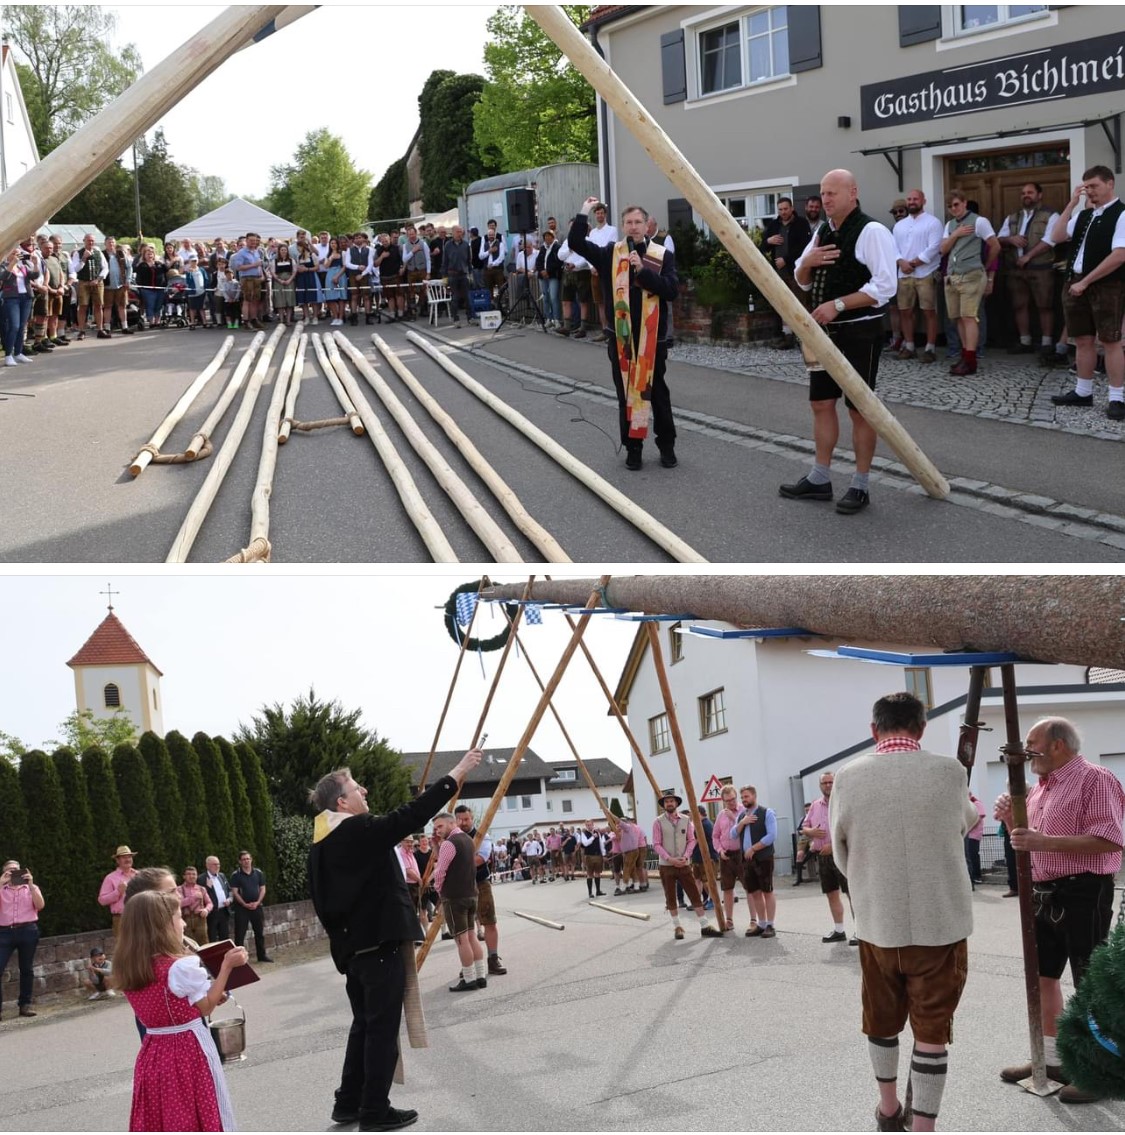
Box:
(483, 576), (1125, 669)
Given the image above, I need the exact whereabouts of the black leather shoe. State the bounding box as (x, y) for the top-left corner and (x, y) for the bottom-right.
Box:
(779, 475), (832, 501)
(448, 978), (480, 992)
(332, 1106), (360, 1124)
(625, 449), (642, 471)
(359, 1107), (419, 1132)
(487, 955), (507, 975)
(1051, 389), (1093, 406)
(18, 1006), (36, 1017)
(835, 487), (870, 515)
(258, 956), (274, 963)
(1107, 401), (1125, 421)
(822, 930), (847, 943)
(659, 449), (677, 468)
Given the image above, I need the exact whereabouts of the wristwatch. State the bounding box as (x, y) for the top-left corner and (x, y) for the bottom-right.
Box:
(833, 298), (847, 313)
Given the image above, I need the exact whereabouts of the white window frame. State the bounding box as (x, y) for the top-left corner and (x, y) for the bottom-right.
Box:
(936, 4), (1055, 52)
(520, 795), (533, 810)
(699, 687), (728, 739)
(904, 666), (934, 710)
(669, 622), (684, 665)
(552, 768), (577, 782)
(682, 5), (797, 110)
(649, 712), (671, 755)
(562, 798), (574, 814)
(698, 178), (797, 236)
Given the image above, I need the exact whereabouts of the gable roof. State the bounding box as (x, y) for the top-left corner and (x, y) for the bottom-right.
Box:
(398, 747), (555, 788)
(546, 757), (628, 790)
(163, 197), (303, 244)
(67, 612), (163, 674)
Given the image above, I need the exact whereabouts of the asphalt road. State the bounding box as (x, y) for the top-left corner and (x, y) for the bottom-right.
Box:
(1, 320), (1122, 563)
(5, 877), (1124, 1132)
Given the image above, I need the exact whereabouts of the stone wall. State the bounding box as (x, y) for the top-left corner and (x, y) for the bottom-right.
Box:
(672, 280), (779, 346)
(1, 900), (327, 1006)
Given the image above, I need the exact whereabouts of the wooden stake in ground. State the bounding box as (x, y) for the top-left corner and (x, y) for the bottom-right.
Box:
(415, 576), (611, 973)
(645, 620), (723, 927)
(130, 336), (235, 476)
(524, 5), (949, 502)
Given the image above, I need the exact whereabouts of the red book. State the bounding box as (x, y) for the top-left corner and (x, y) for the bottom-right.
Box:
(195, 939), (260, 990)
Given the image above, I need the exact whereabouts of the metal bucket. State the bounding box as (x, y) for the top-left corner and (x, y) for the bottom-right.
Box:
(209, 998), (246, 1063)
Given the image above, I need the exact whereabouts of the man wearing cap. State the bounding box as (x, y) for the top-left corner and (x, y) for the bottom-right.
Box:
(652, 790), (723, 941)
(98, 846), (139, 938)
(892, 189), (944, 364)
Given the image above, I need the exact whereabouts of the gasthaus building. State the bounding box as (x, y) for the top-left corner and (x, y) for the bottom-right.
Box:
(585, 4), (1124, 234)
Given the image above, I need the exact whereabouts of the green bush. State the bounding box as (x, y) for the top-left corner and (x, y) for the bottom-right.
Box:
(272, 811), (313, 904)
(194, 733), (237, 865)
(236, 741), (277, 886)
(18, 752), (70, 935)
(113, 742), (166, 868)
(51, 747), (102, 929)
(167, 731), (212, 871)
(139, 732), (191, 874)
(216, 736), (255, 859)
(81, 745), (129, 864)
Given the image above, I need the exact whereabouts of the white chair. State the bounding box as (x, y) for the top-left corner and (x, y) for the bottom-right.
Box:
(426, 279), (452, 325)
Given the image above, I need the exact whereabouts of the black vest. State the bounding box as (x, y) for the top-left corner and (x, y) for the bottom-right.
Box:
(440, 830), (477, 901)
(810, 209), (884, 322)
(1068, 200), (1125, 282)
(350, 245), (371, 269)
(741, 807), (774, 861)
(468, 827), (490, 883)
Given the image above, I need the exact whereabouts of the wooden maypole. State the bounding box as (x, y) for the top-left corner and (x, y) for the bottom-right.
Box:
(484, 576), (1125, 669)
(524, 5), (948, 501)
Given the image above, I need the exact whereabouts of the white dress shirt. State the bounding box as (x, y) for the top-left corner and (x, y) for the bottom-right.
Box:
(891, 211), (944, 279)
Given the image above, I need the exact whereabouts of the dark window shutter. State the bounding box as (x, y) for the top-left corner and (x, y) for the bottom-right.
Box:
(667, 198), (693, 231)
(899, 5), (943, 46)
(788, 5), (822, 73)
(661, 29), (687, 104)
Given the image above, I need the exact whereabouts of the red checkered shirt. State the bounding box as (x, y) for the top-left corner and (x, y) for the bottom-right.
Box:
(1026, 755), (1125, 882)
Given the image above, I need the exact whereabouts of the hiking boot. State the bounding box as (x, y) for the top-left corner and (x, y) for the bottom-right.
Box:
(1059, 1084), (1101, 1104)
(487, 955), (507, 975)
(999, 1061), (1067, 1084)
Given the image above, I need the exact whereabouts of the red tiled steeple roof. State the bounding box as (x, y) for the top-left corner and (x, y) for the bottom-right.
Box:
(67, 612), (163, 675)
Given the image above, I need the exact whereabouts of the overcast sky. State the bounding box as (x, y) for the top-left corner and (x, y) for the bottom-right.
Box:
(2, 572), (637, 772)
(92, 3), (497, 200)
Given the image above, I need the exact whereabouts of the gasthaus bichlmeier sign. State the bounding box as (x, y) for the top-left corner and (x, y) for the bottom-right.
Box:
(861, 31), (1125, 131)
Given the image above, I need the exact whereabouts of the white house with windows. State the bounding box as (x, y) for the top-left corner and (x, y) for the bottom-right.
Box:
(586, 5), (1122, 243)
(613, 619), (1125, 874)
(545, 757), (630, 824)
(0, 40), (40, 192)
(66, 606), (165, 736)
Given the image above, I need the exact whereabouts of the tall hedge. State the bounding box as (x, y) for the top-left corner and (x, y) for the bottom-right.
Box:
(236, 741), (277, 885)
(51, 746), (102, 930)
(139, 731), (191, 874)
(167, 730), (212, 870)
(0, 758), (29, 865)
(272, 811), (312, 903)
(17, 751), (71, 936)
(112, 742), (166, 868)
(81, 745), (130, 864)
(193, 732), (236, 864)
(216, 736), (255, 860)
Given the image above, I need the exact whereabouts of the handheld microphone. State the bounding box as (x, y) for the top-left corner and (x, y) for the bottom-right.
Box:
(626, 237), (636, 254)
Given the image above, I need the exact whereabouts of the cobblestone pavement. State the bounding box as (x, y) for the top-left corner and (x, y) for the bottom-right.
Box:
(671, 341), (1125, 443)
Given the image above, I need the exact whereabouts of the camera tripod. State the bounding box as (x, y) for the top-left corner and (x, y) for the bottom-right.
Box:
(497, 229), (546, 332)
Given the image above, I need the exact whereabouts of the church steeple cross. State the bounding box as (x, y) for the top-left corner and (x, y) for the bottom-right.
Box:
(99, 583), (119, 612)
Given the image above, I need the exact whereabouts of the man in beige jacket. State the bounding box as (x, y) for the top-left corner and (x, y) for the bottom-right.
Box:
(830, 692), (978, 1133)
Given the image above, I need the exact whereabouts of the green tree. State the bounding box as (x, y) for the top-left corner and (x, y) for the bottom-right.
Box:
(80, 745), (129, 866)
(138, 732), (191, 874)
(2, 5), (143, 153)
(236, 741), (277, 885)
(112, 742), (165, 868)
(473, 6), (596, 171)
(51, 746), (102, 931)
(237, 689), (410, 818)
(137, 130), (195, 240)
(272, 812), (312, 903)
(0, 730), (27, 762)
(608, 796), (625, 819)
(17, 751), (70, 935)
(368, 158), (409, 224)
(47, 707), (137, 752)
(215, 737), (255, 860)
(262, 163), (298, 227)
(193, 733), (237, 863)
(189, 173), (232, 217)
(278, 129), (371, 234)
(166, 730), (212, 871)
(0, 757), (29, 861)
(419, 71), (498, 212)
(51, 160), (136, 236)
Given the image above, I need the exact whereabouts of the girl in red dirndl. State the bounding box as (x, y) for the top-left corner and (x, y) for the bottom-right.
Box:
(114, 889), (248, 1131)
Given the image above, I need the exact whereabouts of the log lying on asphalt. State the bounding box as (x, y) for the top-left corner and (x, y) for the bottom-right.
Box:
(513, 911), (566, 931)
(404, 330), (708, 563)
(130, 336), (235, 476)
(330, 332), (523, 563)
(310, 334), (364, 436)
(185, 332), (266, 460)
(484, 576), (1125, 669)
(365, 334), (571, 562)
(525, 4), (949, 502)
(166, 323), (287, 564)
(317, 334), (457, 563)
(225, 327), (306, 564)
(588, 901), (651, 922)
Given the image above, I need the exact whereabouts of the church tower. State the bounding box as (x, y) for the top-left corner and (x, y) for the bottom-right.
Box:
(66, 588), (164, 736)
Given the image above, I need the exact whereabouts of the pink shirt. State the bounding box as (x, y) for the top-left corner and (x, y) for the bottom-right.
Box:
(546, 834), (562, 852)
(98, 868), (135, 916)
(652, 812), (696, 862)
(968, 796), (986, 841)
(177, 883), (212, 917)
(712, 807), (741, 852)
(615, 820), (641, 853)
(1026, 755), (1125, 882)
(804, 797), (831, 853)
(397, 846), (421, 884)
(433, 839), (457, 894)
(0, 884), (37, 925)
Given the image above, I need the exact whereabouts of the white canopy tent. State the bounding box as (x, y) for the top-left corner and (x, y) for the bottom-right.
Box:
(164, 197), (302, 244)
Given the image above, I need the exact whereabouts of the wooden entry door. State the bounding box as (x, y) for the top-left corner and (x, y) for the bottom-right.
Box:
(944, 142), (1070, 227)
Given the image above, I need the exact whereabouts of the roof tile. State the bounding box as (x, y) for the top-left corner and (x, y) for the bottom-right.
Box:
(66, 613), (163, 674)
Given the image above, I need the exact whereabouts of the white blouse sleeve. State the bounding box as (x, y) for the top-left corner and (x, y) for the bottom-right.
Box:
(168, 955), (211, 1003)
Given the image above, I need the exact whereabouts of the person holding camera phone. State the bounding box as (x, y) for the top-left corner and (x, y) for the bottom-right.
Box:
(1, 859), (45, 1018)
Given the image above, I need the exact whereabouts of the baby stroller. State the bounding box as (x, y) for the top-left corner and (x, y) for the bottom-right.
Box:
(161, 280), (189, 328)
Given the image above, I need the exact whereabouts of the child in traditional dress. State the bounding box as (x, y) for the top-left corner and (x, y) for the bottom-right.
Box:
(114, 890), (248, 1132)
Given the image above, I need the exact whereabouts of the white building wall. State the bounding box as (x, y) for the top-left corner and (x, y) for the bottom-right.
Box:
(546, 782), (628, 826)
(0, 51), (39, 191)
(74, 663), (163, 735)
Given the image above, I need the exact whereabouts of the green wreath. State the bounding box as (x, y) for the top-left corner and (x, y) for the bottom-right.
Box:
(444, 581), (518, 652)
